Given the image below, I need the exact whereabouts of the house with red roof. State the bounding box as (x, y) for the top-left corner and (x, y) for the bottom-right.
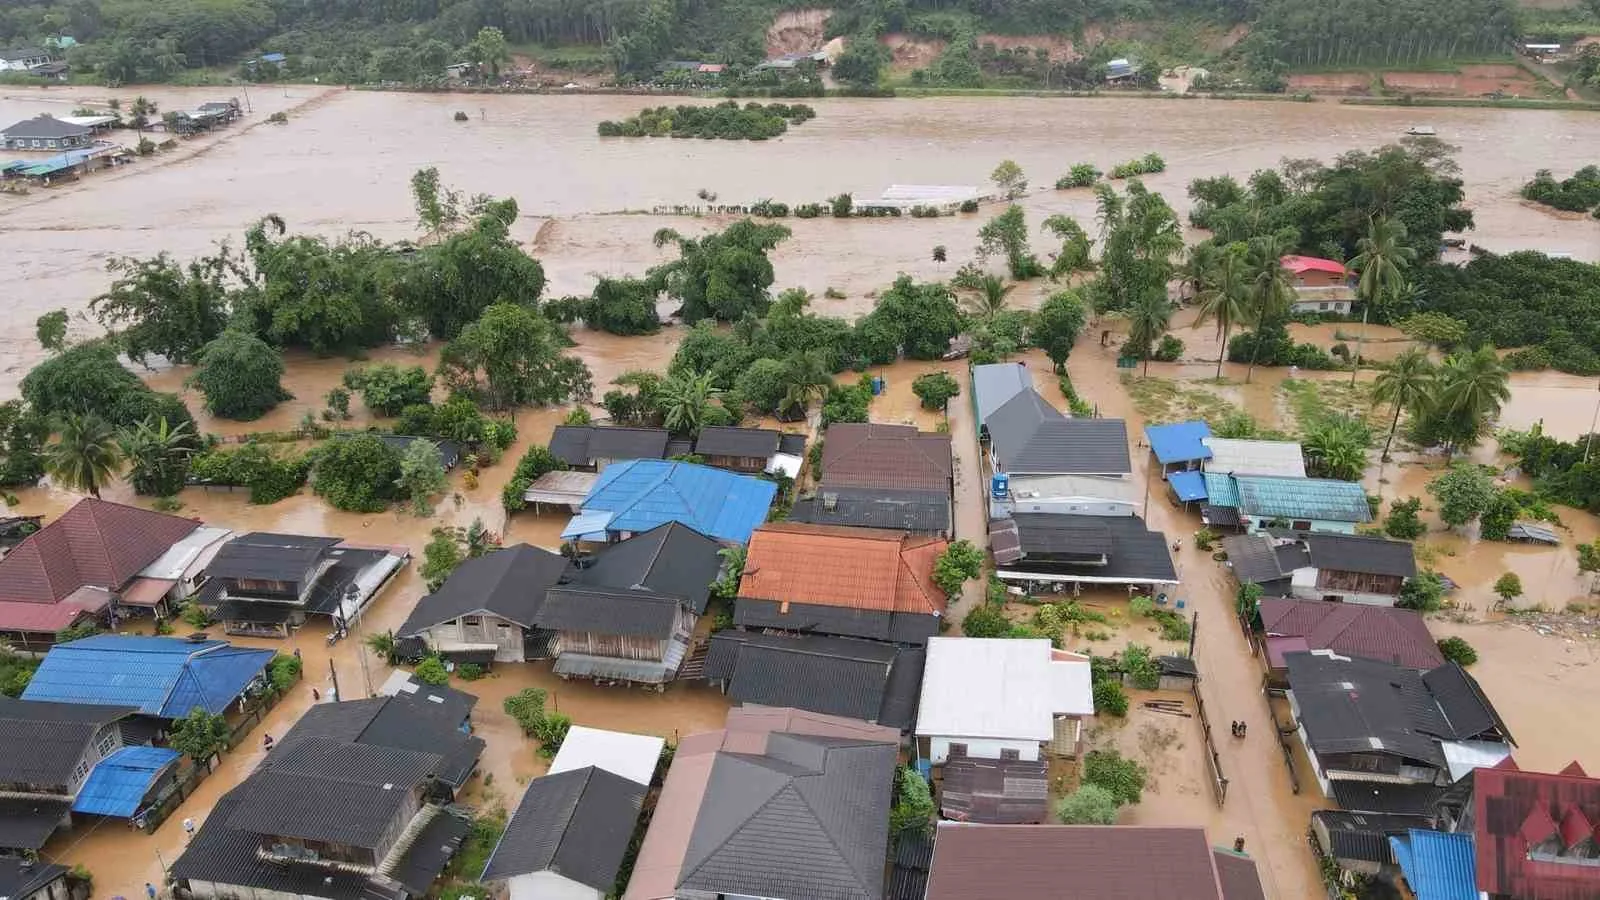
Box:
(1434, 758), (1600, 900)
(1280, 254), (1355, 314)
(0, 499), (218, 650)
(1258, 598), (1443, 686)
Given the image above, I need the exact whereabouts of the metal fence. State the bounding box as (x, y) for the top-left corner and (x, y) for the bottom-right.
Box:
(1191, 680), (1229, 807)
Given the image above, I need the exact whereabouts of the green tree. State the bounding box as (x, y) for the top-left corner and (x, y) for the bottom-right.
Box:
(1125, 292), (1173, 377)
(414, 655), (450, 686)
(36, 310), (68, 353)
(991, 159), (1028, 200)
(1398, 571), (1446, 612)
(46, 413), (122, 499)
(775, 351), (833, 421)
(467, 26), (510, 78)
(312, 434), (403, 512)
(962, 602), (1010, 637)
(649, 220), (791, 323)
(21, 341), (173, 428)
(168, 708), (229, 762)
(439, 303), (593, 410)
(1032, 290), (1087, 374)
(832, 39), (888, 87)
(583, 277), (660, 336)
(1427, 464), (1495, 529)
(976, 205), (1041, 280)
(396, 198), (546, 340)
(1301, 416), (1369, 481)
(235, 215), (400, 355)
(420, 526), (467, 591)
(345, 365), (434, 417)
(1056, 784), (1120, 824)
(1241, 235), (1295, 383)
(932, 245), (947, 264)
(1436, 346), (1510, 453)
(1093, 679), (1129, 717)
(0, 402), (49, 488)
(1193, 243), (1250, 380)
(410, 166), (461, 239)
(1437, 636), (1478, 666)
(1041, 214), (1094, 277)
(933, 540), (984, 596)
(119, 415), (195, 497)
(1082, 749), (1147, 806)
(1397, 312), (1468, 350)
(397, 438), (448, 515)
(1350, 216), (1415, 315)
(888, 766), (935, 836)
(1479, 489), (1520, 542)
(90, 253), (230, 366)
(966, 274), (1013, 321)
(1373, 348), (1437, 461)
(1493, 571), (1523, 606)
(191, 332), (292, 421)
(502, 444), (569, 512)
(857, 277), (963, 363)
(1384, 497), (1426, 540)
(912, 372), (960, 411)
(658, 370), (719, 436)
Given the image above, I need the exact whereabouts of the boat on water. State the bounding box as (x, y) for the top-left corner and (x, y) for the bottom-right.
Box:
(1406, 125), (1437, 136)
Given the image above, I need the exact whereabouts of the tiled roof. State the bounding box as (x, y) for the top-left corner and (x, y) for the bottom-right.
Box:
(924, 823), (1260, 900)
(481, 766), (645, 890)
(1, 113), (89, 139)
(733, 597), (939, 644)
(0, 797), (72, 850)
(1286, 652), (1466, 766)
(0, 857), (67, 900)
(789, 486), (951, 534)
(820, 423), (952, 493)
(573, 460), (777, 544)
(739, 523), (947, 616)
(1472, 762), (1600, 900)
(561, 522), (723, 612)
(22, 635), (274, 718)
(1314, 810), (1433, 864)
(278, 693), (483, 789)
(548, 426), (670, 466)
(1423, 663), (1512, 744)
(986, 390), (1132, 475)
(0, 498), (200, 605)
(398, 544), (570, 634)
(993, 515), (1178, 585)
(1259, 599), (1443, 670)
(1296, 531), (1417, 578)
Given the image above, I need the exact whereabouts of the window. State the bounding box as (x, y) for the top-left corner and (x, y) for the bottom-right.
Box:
(462, 616), (482, 627)
(1318, 302), (1329, 310)
(96, 729), (117, 757)
(1000, 748), (1021, 761)
(948, 742), (968, 758)
(72, 758), (90, 785)
(1292, 520), (1311, 531)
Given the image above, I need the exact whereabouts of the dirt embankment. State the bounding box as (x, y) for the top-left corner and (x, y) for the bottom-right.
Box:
(1289, 63), (1549, 98)
(767, 8), (833, 56)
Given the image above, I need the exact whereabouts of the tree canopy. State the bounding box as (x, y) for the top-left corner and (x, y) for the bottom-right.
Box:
(438, 303), (593, 410)
(648, 219), (790, 323)
(190, 331), (292, 421)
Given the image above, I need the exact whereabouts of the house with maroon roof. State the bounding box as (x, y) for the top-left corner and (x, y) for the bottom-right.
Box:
(1259, 598), (1443, 686)
(0, 499), (217, 651)
(1433, 757), (1600, 900)
(1281, 254), (1354, 314)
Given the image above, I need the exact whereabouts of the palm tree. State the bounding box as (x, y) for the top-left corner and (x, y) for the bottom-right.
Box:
(1126, 291), (1174, 377)
(1179, 242), (1223, 301)
(659, 370), (718, 436)
(1241, 235), (1295, 383)
(965, 275), (1013, 321)
(1349, 216), (1416, 314)
(777, 351), (831, 421)
(1192, 245), (1250, 379)
(1438, 346), (1511, 451)
(130, 95), (157, 133)
(119, 415), (195, 497)
(1371, 348), (1436, 461)
(46, 414), (122, 499)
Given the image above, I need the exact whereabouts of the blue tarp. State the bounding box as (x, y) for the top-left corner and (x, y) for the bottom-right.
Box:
(1390, 829), (1477, 900)
(1168, 470), (1209, 503)
(1145, 421), (1213, 465)
(23, 635), (274, 718)
(567, 459), (777, 544)
(72, 746), (180, 817)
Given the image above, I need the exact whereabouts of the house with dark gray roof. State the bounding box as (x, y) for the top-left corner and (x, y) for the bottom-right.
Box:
(281, 685), (484, 790)
(789, 486), (951, 536)
(1286, 651), (1514, 803)
(1225, 531), (1415, 606)
(702, 630), (925, 729)
(2, 113), (87, 150)
(548, 425), (671, 471)
(396, 544), (571, 664)
(540, 521), (723, 684)
(0, 856), (71, 900)
(0, 697), (142, 852)
(481, 727), (662, 900)
(990, 514), (1177, 588)
(170, 690), (483, 900)
(692, 426), (805, 476)
(975, 371), (1135, 518)
(197, 532), (408, 638)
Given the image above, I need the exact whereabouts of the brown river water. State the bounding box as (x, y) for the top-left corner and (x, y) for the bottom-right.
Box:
(4, 85), (1600, 900)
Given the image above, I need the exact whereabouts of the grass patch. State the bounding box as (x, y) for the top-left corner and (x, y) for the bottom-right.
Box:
(440, 805), (507, 891)
(1279, 378), (1379, 432)
(1121, 374), (1244, 424)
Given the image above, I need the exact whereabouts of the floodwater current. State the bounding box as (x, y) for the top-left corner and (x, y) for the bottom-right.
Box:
(3, 85), (1600, 900)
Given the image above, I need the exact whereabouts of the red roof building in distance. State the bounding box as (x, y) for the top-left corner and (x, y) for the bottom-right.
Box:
(0, 498), (201, 641)
(1465, 758), (1600, 900)
(1281, 255), (1348, 276)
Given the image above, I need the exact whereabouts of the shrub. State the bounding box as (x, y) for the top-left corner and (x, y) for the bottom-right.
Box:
(1194, 527), (1219, 551)
(311, 434), (403, 512)
(1398, 571), (1446, 612)
(1153, 334), (1184, 362)
(502, 687), (570, 756)
(889, 766), (935, 836)
(414, 655), (450, 685)
(959, 199), (979, 213)
(1151, 608), (1192, 642)
(1120, 643), (1160, 689)
(191, 332), (292, 421)
(1437, 636), (1478, 666)
(1093, 679), (1129, 717)
(1129, 595), (1154, 619)
(1082, 749), (1147, 805)
(1055, 163), (1101, 189)
(268, 654), (302, 691)
(1494, 571), (1523, 604)
(344, 364), (434, 416)
(1056, 784), (1119, 824)
(1384, 497), (1426, 539)
(456, 663), (485, 681)
(912, 371), (961, 410)
(933, 540), (984, 595)
(962, 603), (1011, 638)
(180, 602), (214, 629)
(502, 444), (568, 512)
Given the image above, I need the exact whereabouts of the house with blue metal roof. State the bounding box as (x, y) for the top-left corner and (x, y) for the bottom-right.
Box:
(1389, 829), (1478, 900)
(1144, 421), (1213, 475)
(1201, 473), (1372, 534)
(561, 459), (776, 545)
(23, 635), (275, 720)
(72, 745), (181, 818)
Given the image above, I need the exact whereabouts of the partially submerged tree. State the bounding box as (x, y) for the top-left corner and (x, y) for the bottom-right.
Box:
(45, 413), (122, 499)
(396, 438), (448, 515)
(438, 303), (593, 410)
(191, 331), (292, 421)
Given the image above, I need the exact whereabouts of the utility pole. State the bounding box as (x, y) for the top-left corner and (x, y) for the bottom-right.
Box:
(1351, 303), (1369, 387)
(347, 584), (373, 698)
(328, 657), (341, 704)
(1188, 611), (1198, 658)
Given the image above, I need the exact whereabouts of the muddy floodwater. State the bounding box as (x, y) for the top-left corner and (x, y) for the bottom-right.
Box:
(5, 85), (1600, 900)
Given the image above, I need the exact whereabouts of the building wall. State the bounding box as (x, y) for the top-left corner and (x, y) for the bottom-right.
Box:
(4, 134), (88, 151)
(421, 614), (525, 663)
(925, 735), (1040, 765)
(1295, 270), (1347, 288)
(0, 54), (51, 70)
(188, 881), (335, 900)
(1245, 517), (1358, 536)
(19, 875), (68, 900)
(701, 454), (768, 474)
(555, 631), (667, 662)
(1004, 494), (1137, 517)
(507, 871), (603, 900)
(1291, 298), (1351, 315)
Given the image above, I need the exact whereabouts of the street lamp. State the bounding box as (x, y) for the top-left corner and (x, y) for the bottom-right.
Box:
(346, 583), (373, 698)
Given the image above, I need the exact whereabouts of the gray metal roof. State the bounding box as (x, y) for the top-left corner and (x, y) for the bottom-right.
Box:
(994, 514), (1177, 584)
(703, 631), (920, 727)
(0, 697), (133, 786)
(549, 426), (670, 466)
(398, 544), (571, 634)
(694, 426), (782, 459)
(678, 733), (897, 900)
(1296, 532), (1417, 578)
(2, 114), (88, 139)
(563, 522), (723, 613)
(0, 856), (67, 900)
(1422, 663), (1512, 743)
(986, 391), (1131, 475)
(940, 755), (1050, 824)
(204, 532), (339, 582)
(0, 797), (71, 850)
(539, 587), (681, 638)
(278, 693), (482, 789)
(732, 597), (939, 645)
(481, 766), (645, 889)
(1284, 652), (1449, 767)
(971, 362), (1034, 427)
(789, 487), (950, 534)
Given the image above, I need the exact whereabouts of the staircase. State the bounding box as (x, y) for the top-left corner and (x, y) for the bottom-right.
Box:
(376, 804), (441, 877)
(676, 638), (710, 681)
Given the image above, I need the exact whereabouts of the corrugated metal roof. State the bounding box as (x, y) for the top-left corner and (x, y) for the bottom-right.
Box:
(916, 638), (1092, 741)
(1218, 475), (1372, 523)
(482, 766), (645, 888)
(1202, 438), (1307, 478)
(1146, 421), (1214, 464)
(549, 726), (663, 787)
(1259, 598), (1442, 670)
(72, 745), (181, 817)
(972, 362), (1034, 427)
(23, 635), (274, 718)
(573, 460), (776, 544)
(1169, 470), (1208, 502)
(740, 523), (946, 616)
(1390, 829), (1478, 900)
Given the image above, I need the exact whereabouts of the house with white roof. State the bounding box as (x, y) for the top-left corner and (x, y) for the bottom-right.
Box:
(1201, 437), (1307, 478)
(915, 637), (1094, 764)
(130, 525), (233, 610)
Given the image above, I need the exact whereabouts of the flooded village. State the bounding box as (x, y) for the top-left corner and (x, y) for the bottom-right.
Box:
(3, 82), (1600, 900)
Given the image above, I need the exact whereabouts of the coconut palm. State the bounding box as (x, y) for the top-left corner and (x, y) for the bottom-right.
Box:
(1241, 235), (1295, 383)
(1349, 216), (1416, 313)
(1438, 346), (1511, 449)
(130, 95), (157, 133)
(1192, 245), (1250, 379)
(776, 351), (832, 421)
(658, 370), (719, 436)
(1371, 348), (1437, 461)
(119, 415), (195, 497)
(965, 275), (1013, 321)
(1179, 242), (1224, 300)
(46, 413), (122, 499)
(1126, 291), (1174, 377)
